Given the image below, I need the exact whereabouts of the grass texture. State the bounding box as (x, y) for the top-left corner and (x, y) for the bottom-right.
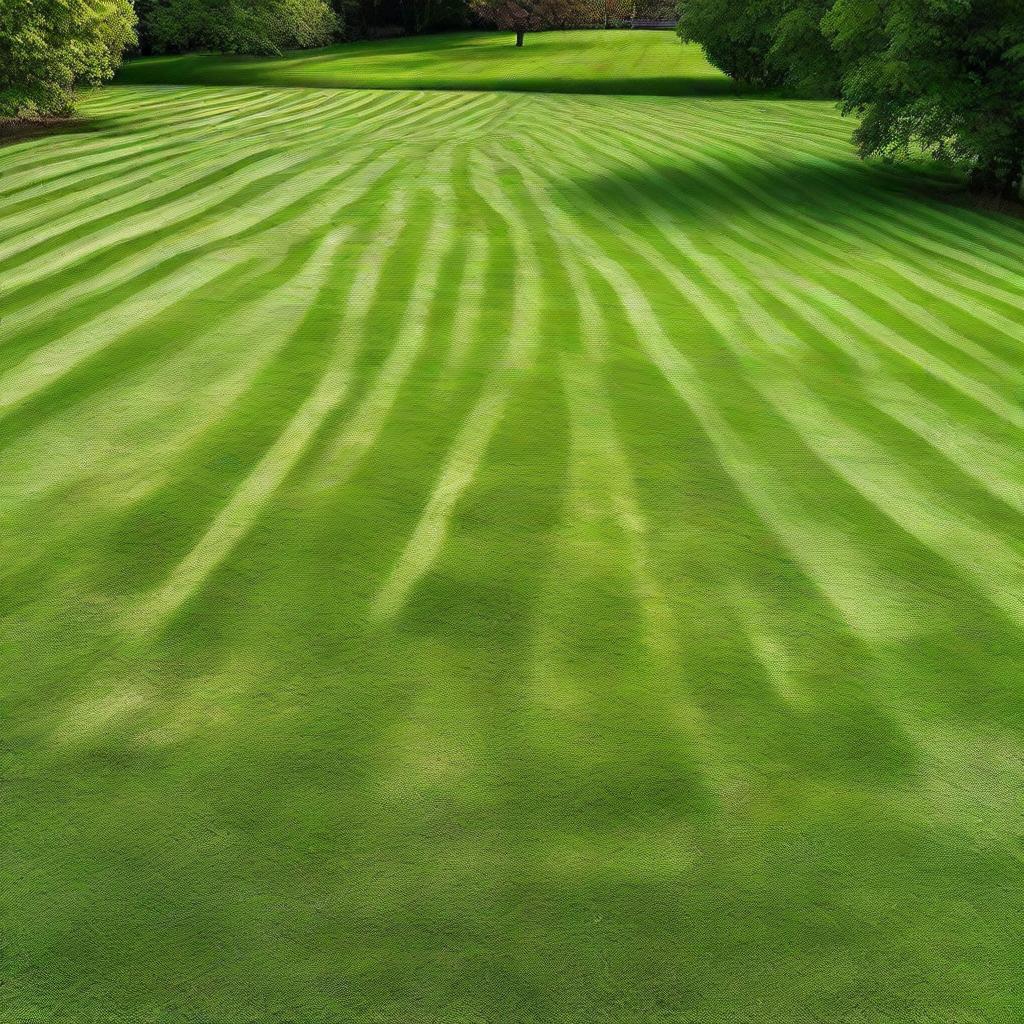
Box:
(115, 29), (735, 95)
(3, 56), (1024, 1024)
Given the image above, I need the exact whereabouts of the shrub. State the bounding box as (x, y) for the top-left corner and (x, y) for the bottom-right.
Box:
(136, 0), (338, 56)
(0, 0), (137, 119)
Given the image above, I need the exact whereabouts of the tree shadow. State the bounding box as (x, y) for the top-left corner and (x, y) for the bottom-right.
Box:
(0, 117), (103, 148)
(117, 30), (747, 97)
(568, 148), (1024, 231)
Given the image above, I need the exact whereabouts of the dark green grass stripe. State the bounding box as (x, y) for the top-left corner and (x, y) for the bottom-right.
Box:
(0, 142), (411, 447)
(121, 183), (429, 630)
(364, 144), (549, 622)
(209, 148), (522, 645)
(490, 154), (746, 792)
(0, 148), (298, 275)
(0, 256), (272, 448)
(719, 280), (1024, 513)
(309, 159), (471, 496)
(566, 92), (1023, 260)
(0, 145), (304, 303)
(591, 248), (1004, 644)
(517, 123), (1024, 546)
(0, 172), (414, 610)
(622, 99), (1024, 276)
(496, 137), (1014, 642)
(0, 143), (393, 354)
(0, 89), (405, 273)
(355, 89), (506, 143)
(0, 91), (340, 236)
(0, 86), (386, 210)
(547, 110), (1024, 401)
(687, 122), (1024, 298)
(572, 99), (991, 268)
(0, 89), (279, 188)
(556, 151), (1024, 631)
(0, 149), (404, 420)
(0, 93), (362, 260)
(656, 167), (1024, 389)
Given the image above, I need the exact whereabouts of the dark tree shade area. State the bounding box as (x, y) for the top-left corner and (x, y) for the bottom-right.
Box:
(679, 0), (1024, 201)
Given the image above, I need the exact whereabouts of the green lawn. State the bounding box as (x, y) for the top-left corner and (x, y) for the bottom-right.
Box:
(4, 34), (1024, 1024)
(115, 29), (735, 95)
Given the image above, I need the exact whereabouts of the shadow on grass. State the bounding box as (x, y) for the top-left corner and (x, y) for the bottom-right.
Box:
(293, 74), (741, 97)
(114, 30), (744, 97)
(569, 149), (1024, 230)
(0, 117), (103, 148)
(116, 63), (743, 97)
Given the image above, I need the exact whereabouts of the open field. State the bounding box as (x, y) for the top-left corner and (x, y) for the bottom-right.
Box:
(4, 38), (1024, 1023)
(115, 29), (735, 95)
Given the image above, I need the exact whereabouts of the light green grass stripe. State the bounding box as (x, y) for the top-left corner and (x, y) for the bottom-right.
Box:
(371, 149), (543, 621)
(506, 126), (1024, 615)
(126, 188), (418, 633)
(312, 149), (459, 491)
(498, 143), (924, 639)
(6, 78), (1024, 1024)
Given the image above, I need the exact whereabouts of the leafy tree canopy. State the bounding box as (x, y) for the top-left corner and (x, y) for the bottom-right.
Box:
(826, 0), (1024, 198)
(1, 0), (136, 118)
(677, 0), (782, 89)
(136, 0), (338, 56)
(676, 0), (838, 94)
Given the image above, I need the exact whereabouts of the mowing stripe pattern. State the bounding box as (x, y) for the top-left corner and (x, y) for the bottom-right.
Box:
(3, 84), (1024, 1023)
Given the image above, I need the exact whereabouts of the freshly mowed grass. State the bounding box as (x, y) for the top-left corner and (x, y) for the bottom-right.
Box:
(115, 29), (736, 95)
(3, 72), (1024, 1023)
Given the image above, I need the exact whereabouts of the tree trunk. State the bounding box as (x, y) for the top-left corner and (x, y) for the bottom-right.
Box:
(970, 155), (1024, 203)
(516, 29), (524, 46)
(1004, 153), (1024, 202)
(969, 161), (1000, 195)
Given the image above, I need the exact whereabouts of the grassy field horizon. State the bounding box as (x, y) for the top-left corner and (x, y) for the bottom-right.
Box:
(115, 29), (738, 96)
(5, 29), (1024, 1024)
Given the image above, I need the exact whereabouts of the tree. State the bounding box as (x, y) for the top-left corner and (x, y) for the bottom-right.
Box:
(677, 0), (782, 88)
(136, 0), (338, 56)
(676, 0), (838, 95)
(0, 0), (136, 119)
(469, 0), (565, 45)
(769, 0), (839, 96)
(825, 0), (1024, 201)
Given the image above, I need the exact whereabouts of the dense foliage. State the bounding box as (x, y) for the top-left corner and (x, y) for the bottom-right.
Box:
(135, 0), (338, 55)
(676, 0), (836, 94)
(676, 0), (779, 87)
(827, 0), (1024, 199)
(770, 0), (837, 95)
(679, 0), (1024, 198)
(1, 0), (136, 118)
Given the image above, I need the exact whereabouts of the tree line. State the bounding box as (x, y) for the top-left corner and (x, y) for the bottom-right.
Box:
(679, 0), (1024, 200)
